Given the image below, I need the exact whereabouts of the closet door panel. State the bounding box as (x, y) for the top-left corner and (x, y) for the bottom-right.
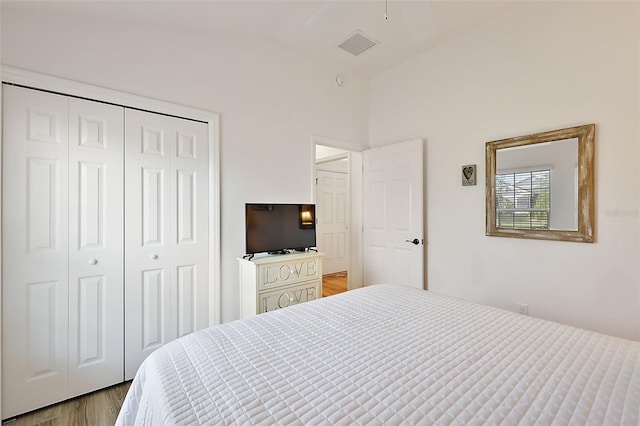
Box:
(68, 98), (124, 396)
(2, 86), (70, 418)
(125, 109), (174, 380)
(124, 110), (209, 379)
(141, 268), (167, 350)
(172, 119), (209, 336)
(142, 167), (165, 246)
(177, 264), (197, 336)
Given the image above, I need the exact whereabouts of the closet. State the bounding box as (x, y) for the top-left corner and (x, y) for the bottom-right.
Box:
(1, 84), (211, 418)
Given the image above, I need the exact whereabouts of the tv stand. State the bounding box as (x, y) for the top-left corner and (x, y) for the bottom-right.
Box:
(238, 251), (324, 318)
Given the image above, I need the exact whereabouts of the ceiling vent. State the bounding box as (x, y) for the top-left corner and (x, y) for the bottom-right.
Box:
(338, 31), (378, 56)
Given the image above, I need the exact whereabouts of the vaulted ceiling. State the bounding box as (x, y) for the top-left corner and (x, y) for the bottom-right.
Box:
(2, 1), (517, 77)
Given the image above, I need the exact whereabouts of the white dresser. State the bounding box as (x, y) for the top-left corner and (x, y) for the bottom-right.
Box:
(238, 251), (324, 318)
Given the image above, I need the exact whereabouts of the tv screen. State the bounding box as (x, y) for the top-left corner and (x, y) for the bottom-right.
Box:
(245, 203), (316, 255)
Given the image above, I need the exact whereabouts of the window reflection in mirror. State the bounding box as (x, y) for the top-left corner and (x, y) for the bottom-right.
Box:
(496, 138), (578, 231)
(485, 124), (595, 243)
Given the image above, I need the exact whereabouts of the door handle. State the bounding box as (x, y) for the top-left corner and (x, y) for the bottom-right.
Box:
(405, 238), (420, 245)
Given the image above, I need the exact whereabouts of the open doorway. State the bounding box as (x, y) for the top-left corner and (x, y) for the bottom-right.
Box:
(315, 142), (363, 297)
(316, 145), (349, 296)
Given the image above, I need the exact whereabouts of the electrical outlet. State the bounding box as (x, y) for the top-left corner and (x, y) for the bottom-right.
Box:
(517, 303), (529, 316)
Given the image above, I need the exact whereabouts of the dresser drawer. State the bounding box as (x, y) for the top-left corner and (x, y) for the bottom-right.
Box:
(258, 279), (321, 314)
(238, 252), (324, 319)
(257, 256), (321, 291)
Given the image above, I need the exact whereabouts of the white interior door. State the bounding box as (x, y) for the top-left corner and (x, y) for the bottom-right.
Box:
(363, 139), (424, 289)
(2, 86), (126, 418)
(125, 109), (209, 380)
(172, 116), (210, 338)
(2, 85), (70, 417)
(316, 169), (349, 274)
(67, 98), (124, 396)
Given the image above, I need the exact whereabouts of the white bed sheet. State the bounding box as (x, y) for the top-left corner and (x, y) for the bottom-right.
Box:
(116, 285), (640, 425)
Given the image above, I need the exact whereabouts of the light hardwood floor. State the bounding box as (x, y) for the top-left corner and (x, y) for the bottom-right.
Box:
(322, 271), (348, 297)
(2, 382), (131, 426)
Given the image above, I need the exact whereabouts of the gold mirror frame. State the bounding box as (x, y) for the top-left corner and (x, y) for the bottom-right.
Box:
(486, 124), (595, 242)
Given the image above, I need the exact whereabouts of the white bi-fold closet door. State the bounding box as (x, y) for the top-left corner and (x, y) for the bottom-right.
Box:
(2, 84), (210, 418)
(124, 109), (209, 380)
(2, 85), (124, 417)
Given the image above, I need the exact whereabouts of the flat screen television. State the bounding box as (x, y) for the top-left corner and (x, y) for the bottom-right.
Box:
(245, 203), (316, 255)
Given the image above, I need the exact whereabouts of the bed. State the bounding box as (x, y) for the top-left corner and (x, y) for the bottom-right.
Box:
(116, 285), (640, 425)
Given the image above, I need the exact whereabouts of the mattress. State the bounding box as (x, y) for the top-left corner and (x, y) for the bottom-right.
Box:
(116, 285), (640, 425)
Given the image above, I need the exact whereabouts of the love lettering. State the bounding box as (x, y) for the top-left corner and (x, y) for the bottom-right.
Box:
(264, 260), (317, 284)
(262, 286), (318, 313)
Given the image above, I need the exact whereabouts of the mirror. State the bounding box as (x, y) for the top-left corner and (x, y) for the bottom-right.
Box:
(486, 124), (595, 242)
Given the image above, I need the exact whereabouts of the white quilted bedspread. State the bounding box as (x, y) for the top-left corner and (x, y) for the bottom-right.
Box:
(116, 285), (640, 425)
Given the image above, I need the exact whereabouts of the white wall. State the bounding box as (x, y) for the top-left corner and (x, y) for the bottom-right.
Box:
(0, 8), (370, 323)
(3, 2), (639, 341)
(370, 1), (640, 339)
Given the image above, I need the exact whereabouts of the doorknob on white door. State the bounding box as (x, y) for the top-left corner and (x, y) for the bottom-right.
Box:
(405, 238), (420, 245)
(150, 254), (159, 260)
(89, 258), (98, 265)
